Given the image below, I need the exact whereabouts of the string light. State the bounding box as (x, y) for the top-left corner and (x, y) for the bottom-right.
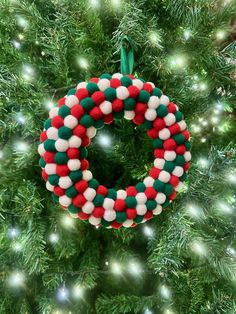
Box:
(216, 30), (227, 41)
(216, 201), (233, 214)
(8, 271), (25, 288)
(128, 261), (142, 276)
(201, 138), (206, 143)
(97, 134), (112, 147)
(159, 284), (172, 299)
(72, 285), (84, 299)
(56, 286), (69, 302)
(227, 247), (236, 257)
(190, 240), (207, 257)
(61, 215), (75, 229)
(144, 309), (153, 314)
(143, 225), (155, 238)
(12, 40), (21, 49)
(89, 0), (100, 9)
(197, 157), (209, 169)
(199, 82), (207, 91)
(111, 262), (122, 275)
(183, 29), (191, 40)
(12, 242), (22, 252)
(13, 141), (29, 153)
(186, 203), (205, 220)
(18, 34), (24, 40)
(16, 15), (29, 29)
(0, 150), (3, 159)
(76, 56), (89, 70)
(169, 54), (187, 69)
(191, 124), (201, 133)
(7, 226), (20, 239)
(211, 116), (220, 125)
(111, 0), (121, 10)
(49, 232), (59, 244)
(44, 100), (54, 110)
(227, 172), (236, 185)
(14, 112), (26, 124)
(21, 63), (36, 82)
(163, 309), (176, 314)
(41, 51), (45, 56)
(105, 261), (109, 266)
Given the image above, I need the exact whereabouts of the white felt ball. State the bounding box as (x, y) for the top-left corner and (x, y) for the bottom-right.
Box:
(46, 127), (59, 140)
(49, 107), (59, 118)
(143, 176), (155, 187)
(100, 101), (112, 114)
(175, 182), (184, 191)
(65, 95), (79, 108)
(117, 189), (127, 199)
(64, 115), (78, 129)
(103, 198), (115, 210)
(159, 128), (171, 140)
(124, 110), (135, 120)
(172, 166), (184, 177)
(103, 210), (116, 222)
(82, 170), (93, 181)
(55, 139), (69, 152)
(136, 192), (147, 204)
(77, 82), (87, 89)
(45, 163), (56, 175)
(122, 219), (134, 227)
(38, 143), (45, 156)
(184, 151), (191, 162)
(82, 201), (94, 214)
(136, 204), (147, 215)
(179, 120), (187, 131)
(112, 73), (123, 79)
(46, 181), (54, 191)
(164, 151), (176, 161)
(86, 126), (96, 138)
(132, 79), (143, 90)
(116, 86), (129, 100)
(59, 195), (72, 206)
(159, 95), (169, 106)
(159, 170), (171, 183)
(68, 159), (81, 171)
(89, 216), (101, 226)
(164, 113), (176, 126)
(98, 78), (110, 91)
(154, 158), (165, 169)
(153, 205), (162, 215)
(148, 96), (160, 109)
(59, 176), (73, 189)
(155, 192), (166, 204)
(83, 187), (96, 201)
(145, 108), (157, 121)
(68, 135), (82, 148)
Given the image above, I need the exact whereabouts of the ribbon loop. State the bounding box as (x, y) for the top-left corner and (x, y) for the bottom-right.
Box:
(120, 36), (134, 75)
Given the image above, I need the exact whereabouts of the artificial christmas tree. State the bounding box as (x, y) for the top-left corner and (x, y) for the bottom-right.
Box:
(0, 0), (236, 313)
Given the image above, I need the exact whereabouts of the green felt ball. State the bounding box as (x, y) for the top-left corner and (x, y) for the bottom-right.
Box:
(114, 110), (124, 119)
(121, 76), (132, 87)
(146, 200), (157, 210)
(156, 105), (168, 117)
(152, 87), (162, 97)
(133, 215), (143, 223)
(39, 158), (46, 168)
(68, 204), (80, 214)
(180, 173), (187, 182)
(51, 193), (59, 203)
(164, 161), (176, 173)
(126, 196), (137, 208)
(80, 114), (94, 127)
(104, 88), (116, 101)
(124, 98), (136, 110)
(164, 184), (174, 196)
(162, 199), (170, 208)
(141, 120), (153, 130)
(67, 88), (76, 96)
(44, 139), (56, 152)
(107, 189), (117, 200)
(116, 211), (127, 223)
(153, 138), (163, 148)
(48, 174), (59, 185)
(66, 186), (78, 198)
(184, 141), (191, 151)
(175, 111), (183, 122)
(80, 97), (95, 111)
(69, 170), (82, 182)
(93, 194), (104, 206)
(44, 118), (51, 130)
(175, 155), (185, 166)
(89, 179), (99, 189)
(101, 219), (110, 228)
(87, 82), (99, 94)
(135, 182), (146, 192)
(173, 134), (185, 145)
(55, 152), (68, 164)
(80, 147), (88, 158)
(58, 126), (72, 140)
(153, 180), (165, 192)
(100, 73), (112, 79)
(59, 105), (70, 118)
(138, 90), (150, 103)
(94, 119), (104, 129)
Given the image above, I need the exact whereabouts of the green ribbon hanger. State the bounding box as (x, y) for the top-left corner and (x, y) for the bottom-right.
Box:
(120, 36), (134, 75)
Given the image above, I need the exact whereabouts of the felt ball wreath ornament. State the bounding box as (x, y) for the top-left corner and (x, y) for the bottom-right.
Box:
(38, 73), (191, 229)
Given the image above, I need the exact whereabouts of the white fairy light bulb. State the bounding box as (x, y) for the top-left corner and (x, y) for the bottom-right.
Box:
(49, 232), (59, 244)
(170, 54), (187, 69)
(8, 271), (25, 287)
(227, 172), (236, 185)
(143, 225), (155, 238)
(57, 286), (69, 302)
(211, 116), (220, 125)
(186, 203), (204, 220)
(15, 112), (26, 124)
(190, 240), (207, 257)
(89, 0), (100, 9)
(18, 34), (24, 40)
(105, 261), (109, 266)
(144, 309), (153, 314)
(76, 56), (89, 70)
(216, 30), (227, 40)
(13, 141), (29, 153)
(41, 51), (45, 56)
(159, 284), (172, 299)
(12, 40), (21, 49)
(197, 157), (209, 169)
(128, 261), (142, 276)
(227, 247), (236, 257)
(98, 134), (112, 147)
(21, 63), (36, 82)
(191, 124), (201, 133)
(216, 201), (233, 214)
(183, 29), (191, 40)
(199, 82), (207, 91)
(61, 215), (75, 229)
(7, 226), (20, 239)
(16, 15), (29, 29)
(201, 138), (206, 143)
(0, 150), (3, 159)
(12, 242), (22, 252)
(44, 100), (54, 110)
(111, 262), (122, 275)
(111, 0), (121, 9)
(163, 309), (176, 314)
(72, 285), (84, 299)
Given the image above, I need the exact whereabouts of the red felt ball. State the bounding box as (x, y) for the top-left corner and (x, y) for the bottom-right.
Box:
(75, 88), (89, 101)
(167, 102), (177, 113)
(75, 180), (88, 193)
(112, 99), (124, 112)
(103, 114), (113, 124)
(40, 130), (47, 142)
(126, 186), (137, 196)
(126, 74), (135, 79)
(183, 162), (190, 171)
(73, 194), (87, 207)
(42, 169), (48, 181)
(92, 206), (105, 218)
(44, 152), (55, 163)
(81, 135), (90, 147)
(176, 145), (186, 155)
(144, 211), (153, 220)
(135, 102), (147, 115)
(168, 190), (177, 200)
(169, 175), (179, 187)
(154, 149), (165, 158)
(80, 159), (89, 170)
(54, 186), (65, 196)
(149, 167), (161, 179)
(110, 78), (121, 88)
(56, 164), (69, 176)
(163, 139), (177, 151)
(126, 208), (137, 219)
(133, 114), (144, 125)
(128, 85), (139, 98)
(89, 107), (103, 120)
(147, 129), (158, 139)
(71, 105), (85, 120)
(169, 123), (181, 135)
(51, 116), (64, 128)
(97, 185), (108, 196)
(90, 77), (99, 83)
(145, 187), (157, 199)
(91, 91), (105, 105)
(182, 130), (190, 140)
(153, 118), (165, 131)
(67, 148), (79, 159)
(58, 97), (66, 107)
(111, 221), (122, 229)
(73, 124), (86, 137)
(114, 199), (126, 211)
(143, 83), (153, 93)
(78, 211), (90, 220)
